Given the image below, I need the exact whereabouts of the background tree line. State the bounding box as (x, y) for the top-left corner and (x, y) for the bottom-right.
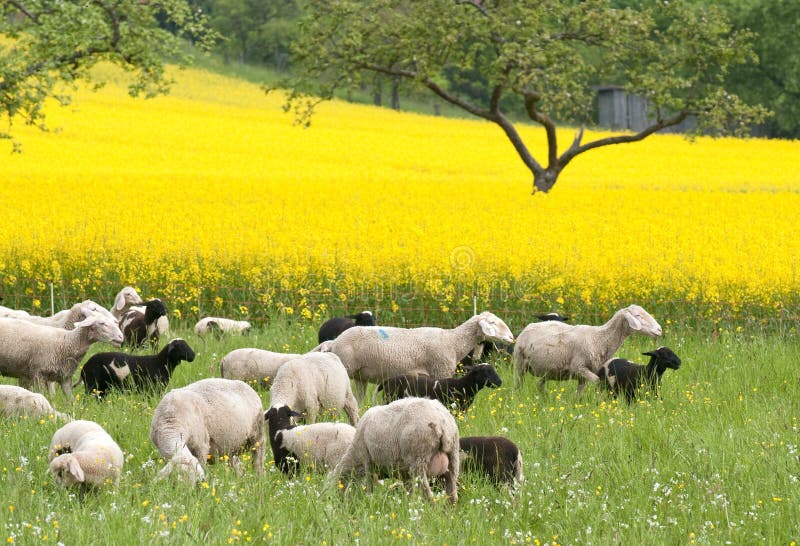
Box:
(193, 0), (798, 139)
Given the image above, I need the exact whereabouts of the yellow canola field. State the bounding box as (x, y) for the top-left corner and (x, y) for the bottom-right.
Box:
(0, 66), (798, 326)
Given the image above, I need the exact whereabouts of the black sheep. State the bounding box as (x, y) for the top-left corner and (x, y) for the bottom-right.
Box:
(264, 405), (302, 474)
(78, 338), (195, 398)
(318, 311), (376, 343)
(597, 346), (682, 403)
(375, 363), (502, 412)
(120, 298), (168, 347)
(459, 436), (524, 485)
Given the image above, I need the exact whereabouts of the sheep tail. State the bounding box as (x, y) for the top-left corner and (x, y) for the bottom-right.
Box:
(514, 449), (524, 484)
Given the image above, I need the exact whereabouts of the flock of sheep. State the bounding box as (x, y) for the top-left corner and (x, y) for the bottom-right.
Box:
(0, 287), (682, 503)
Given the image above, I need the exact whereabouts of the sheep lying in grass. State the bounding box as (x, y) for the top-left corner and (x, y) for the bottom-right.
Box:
(320, 311), (514, 401)
(0, 385), (71, 421)
(269, 352), (359, 425)
(374, 363), (502, 412)
(49, 420), (124, 489)
(598, 346), (682, 403)
(327, 397), (460, 504)
(265, 405), (356, 474)
(150, 378), (266, 482)
(514, 305), (662, 394)
(194, 317), (252, 337)
(0, 313), (124, 397)
(459, 436), (523, 486)
(318, 311), (376, 343)
(219, 348), (301, 387)
(77, 338), (196, 398)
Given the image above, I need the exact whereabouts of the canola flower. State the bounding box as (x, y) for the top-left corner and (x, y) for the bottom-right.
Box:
(0, 65), (798, 326)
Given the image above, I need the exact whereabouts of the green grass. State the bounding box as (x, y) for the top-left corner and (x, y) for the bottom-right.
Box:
(1, 322), (798, 545)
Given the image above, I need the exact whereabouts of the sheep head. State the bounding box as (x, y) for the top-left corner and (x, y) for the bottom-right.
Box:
(49, 454), (85, 486)
(643, 346), (681, 370)
(74, 314), (125, 347)
(476, 312), (515, 344)
(620, 305), (662, 337)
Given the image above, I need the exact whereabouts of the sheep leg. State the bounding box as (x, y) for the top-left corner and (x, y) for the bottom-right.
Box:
(252, 438), (266, 475)
(418, 465), (435, 501)
(537, 376), (548, 393)
(575, 368), (600, 395)
(444, 467), (458, 504)
(343, 392), (359, 426)
(58, 379), (74, 399)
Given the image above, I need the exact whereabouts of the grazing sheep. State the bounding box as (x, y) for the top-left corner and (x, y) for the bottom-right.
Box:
(265, 405), (356, 474)
(0, 313), (124, 397)
(459, 436), (523, 485)
(318, 311), (376, 343)
(327, 397), (460, 503)
(374, 363), (503, 412)
(269, 352), (359, 426)
(320, 311), (514, 401)
(77, 338), (196, 398)
(195, 317), (252, 337)
(514, 304), (662, 394)
(111, 286), (144, 321)
(48, 420), (124, 488)
(150, 378), (266, 483)
(120, 298), (168, 347)
(0, 385), (71, 421)
(598, 346), (682, 403)
(219, 348), (301, 387)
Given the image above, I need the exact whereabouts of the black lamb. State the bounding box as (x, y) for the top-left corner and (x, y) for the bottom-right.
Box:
(318, 311), (376, 343)
(120, 298), (168, 347)
(78, 338), (195, 398)
(375, 363), (502, 412)
(264, 405), (302, 474)
(459, 436), (524, 485)
(597, 346), (682, 403)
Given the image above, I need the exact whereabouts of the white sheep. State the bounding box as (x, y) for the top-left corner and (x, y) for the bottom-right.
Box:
(319, 311), (514, 401)
(327, 397), (460, 503)
(0, 385), (71, 421)
(219, 348), (301, 387)
(0, 299), (116, 330)
(48, 420), (124, 488)
(111, 286), (144, 321)
(268, 352), (359, 425)
(513, 304), (662, 394)
(265, 406), (355, 474)
(0, 313), (124, 397)
(150, 378), (266, 483)
(195, 317), (252, 337)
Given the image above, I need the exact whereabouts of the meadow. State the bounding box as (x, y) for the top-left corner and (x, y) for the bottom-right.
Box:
(1, 323), (798, 545)
(0, 64), (798, 544)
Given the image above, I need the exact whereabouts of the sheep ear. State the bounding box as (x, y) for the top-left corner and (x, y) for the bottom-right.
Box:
(73, 312), (97, 329)
(478, 318), (497, 338)
(642, 350), (657, 357)
(623, 310), (642, 330)
(113, 292), (127, 312)
(68, 458), (85, 482)
(288, 409), (303, 418)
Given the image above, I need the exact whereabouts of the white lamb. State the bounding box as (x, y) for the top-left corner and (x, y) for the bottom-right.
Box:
(195, 317), (252, 337)
(0, 313), (124, 397)
(513, 304), (662, 394)
(0, 385), (71, 421)
(319, 311), (514, 401)
(268, 352), (359, 425)
(110, 286), (144, 321)
(220, 348), (301, 387)
(150, 378), (266, 483)
(48, 420), (124, 488)
(327, 397), (460, 504)
(265, 405), (355, 473)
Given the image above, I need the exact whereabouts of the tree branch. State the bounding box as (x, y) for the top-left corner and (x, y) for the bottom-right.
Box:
(524, 93), (558, 168)
(5, 0), (39, 22)
(559, 111), (690, 167)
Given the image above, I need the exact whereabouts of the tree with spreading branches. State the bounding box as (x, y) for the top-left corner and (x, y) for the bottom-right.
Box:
(282, 0), (768, 193)
(0, 0), (216, 150)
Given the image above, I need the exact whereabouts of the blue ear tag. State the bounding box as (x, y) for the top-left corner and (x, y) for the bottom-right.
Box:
(378, 329), (390, 340)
